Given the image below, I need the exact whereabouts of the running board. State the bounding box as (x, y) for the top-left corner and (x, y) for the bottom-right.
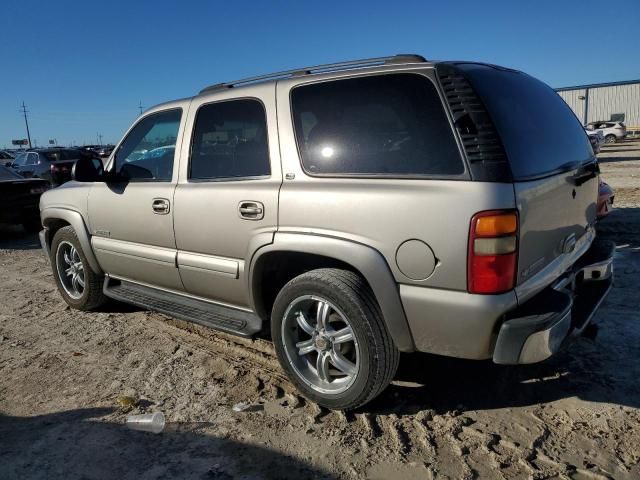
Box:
(103, 277), (261, 337)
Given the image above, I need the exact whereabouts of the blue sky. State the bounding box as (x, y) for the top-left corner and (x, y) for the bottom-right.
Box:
(1, 0), (638, 148)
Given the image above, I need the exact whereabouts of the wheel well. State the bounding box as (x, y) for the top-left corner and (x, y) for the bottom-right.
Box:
(252, 251), (367, 323)
(43, 219), (70, 246)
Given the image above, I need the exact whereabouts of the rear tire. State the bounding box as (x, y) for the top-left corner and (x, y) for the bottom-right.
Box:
(271, 268), (399, 410)
(604, 134), (616, 144)
(50, 226), (106, 311)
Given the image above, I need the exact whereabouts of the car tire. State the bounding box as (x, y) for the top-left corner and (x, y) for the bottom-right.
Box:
(50, 226), (107, 311)
(604, 134), (616, 144)
(271, 268), (399, 410)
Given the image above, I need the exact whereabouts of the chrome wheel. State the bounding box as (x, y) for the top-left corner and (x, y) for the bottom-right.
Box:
(281, 295), (360, 395)
(605, 135), (616, 144)
(55, 241), (85, 300)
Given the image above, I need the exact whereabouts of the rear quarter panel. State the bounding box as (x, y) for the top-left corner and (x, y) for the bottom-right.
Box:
(276, 68), (516, 290)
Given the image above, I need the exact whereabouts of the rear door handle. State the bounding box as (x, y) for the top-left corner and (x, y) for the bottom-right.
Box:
(238, 201), (264, 220)
(152, 198), (170, 215)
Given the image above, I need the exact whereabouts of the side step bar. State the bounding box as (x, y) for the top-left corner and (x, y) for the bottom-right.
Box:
(103, 277), (262, 337)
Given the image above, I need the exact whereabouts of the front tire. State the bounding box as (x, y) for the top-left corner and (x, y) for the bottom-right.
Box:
(50, 226), (106, 311)
(271, 268), (399, 410)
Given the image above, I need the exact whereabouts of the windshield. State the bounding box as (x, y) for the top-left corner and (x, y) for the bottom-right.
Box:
(12, 152), (28, 166)
(459, 64), (594, 179)
(0, 165), (22, 180)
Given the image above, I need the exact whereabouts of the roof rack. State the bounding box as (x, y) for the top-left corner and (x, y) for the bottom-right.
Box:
(198, 54), (427, 94)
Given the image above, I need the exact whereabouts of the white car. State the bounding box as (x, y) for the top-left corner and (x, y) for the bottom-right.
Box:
(585, 121), (627, 144)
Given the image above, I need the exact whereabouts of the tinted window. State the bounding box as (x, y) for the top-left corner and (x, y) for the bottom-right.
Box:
(190, 99), (270, 180)
(291, 74), (464, 176)
(460, 65), (593, 179)
(115, 109), (182, 181)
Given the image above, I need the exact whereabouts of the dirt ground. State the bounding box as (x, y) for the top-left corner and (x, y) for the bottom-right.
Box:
(1, 141), (639, 480)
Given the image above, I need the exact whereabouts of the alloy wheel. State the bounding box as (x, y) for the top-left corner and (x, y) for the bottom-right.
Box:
(55, 241), (85, 300)
(281, 295), (360, 394)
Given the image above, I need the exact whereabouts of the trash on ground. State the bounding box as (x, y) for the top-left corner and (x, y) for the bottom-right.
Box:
(232, 401), (263, 413)
(116, 395), (138, 412)
(126, 412), (165, 434)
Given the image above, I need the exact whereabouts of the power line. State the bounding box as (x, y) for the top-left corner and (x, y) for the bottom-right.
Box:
(20, 101), (32, 148)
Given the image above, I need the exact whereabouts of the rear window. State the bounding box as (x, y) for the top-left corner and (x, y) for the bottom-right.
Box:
(42, 150), (81, 161)
(291, 74), (464, 177)
(459, 65), (594, 179)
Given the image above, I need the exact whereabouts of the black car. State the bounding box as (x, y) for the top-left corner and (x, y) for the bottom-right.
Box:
(0, 165), (48, 232)
(9, 148), (95, 186)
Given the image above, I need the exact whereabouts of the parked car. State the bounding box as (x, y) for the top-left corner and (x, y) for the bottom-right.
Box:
(585, 121), (627, 144)
(9, 148), (96, 186)
(0, 150), (15, 164)
(597, 180), (614, 219)
(586, 129), (604, 153)
(39, 55), (614, 410)
(0, 165), (48, 232)
(96, 145), (115, 158)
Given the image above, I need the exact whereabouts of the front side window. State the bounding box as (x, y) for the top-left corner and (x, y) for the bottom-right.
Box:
(114, 109), (182, 182)
(189, 99), (270, 180)
(291, 74), (464, 176)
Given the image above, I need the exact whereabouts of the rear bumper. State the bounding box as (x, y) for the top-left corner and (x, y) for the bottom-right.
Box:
(493, 238), (614, 364)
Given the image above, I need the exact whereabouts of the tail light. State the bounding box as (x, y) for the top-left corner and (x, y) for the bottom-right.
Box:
(468, 210), (518, 294)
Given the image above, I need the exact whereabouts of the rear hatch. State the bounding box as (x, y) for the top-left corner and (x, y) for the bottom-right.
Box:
(453, 64), (599, 295)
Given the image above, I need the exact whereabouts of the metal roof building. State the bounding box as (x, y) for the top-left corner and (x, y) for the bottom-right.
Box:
(556, 79), (640, 127)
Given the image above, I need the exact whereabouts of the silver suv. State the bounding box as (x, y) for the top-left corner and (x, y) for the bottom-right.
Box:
(39, 55), (614, 410)
(585, 121), (627, 144)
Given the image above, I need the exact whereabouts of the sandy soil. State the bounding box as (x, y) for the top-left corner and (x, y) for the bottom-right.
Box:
(1, 141), (639, 479)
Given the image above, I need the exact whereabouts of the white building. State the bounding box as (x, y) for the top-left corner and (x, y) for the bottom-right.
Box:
(556, 80), (640, 128)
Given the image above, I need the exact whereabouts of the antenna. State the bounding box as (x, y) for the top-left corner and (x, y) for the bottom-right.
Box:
(138, 100), (144, 116)
(20, 101), (32, 148)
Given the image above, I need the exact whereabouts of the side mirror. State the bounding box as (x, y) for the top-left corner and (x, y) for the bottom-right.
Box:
(72, 156), (104, 182)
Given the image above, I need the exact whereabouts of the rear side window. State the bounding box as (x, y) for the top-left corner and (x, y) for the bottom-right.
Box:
(189, 99), (270, 180)
(291, 74), (464, 176)
(459, 65), (594, 179)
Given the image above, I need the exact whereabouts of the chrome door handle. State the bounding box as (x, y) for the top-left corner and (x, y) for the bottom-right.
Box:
(238, 201), (264, 220)
(152, 198), (170, 215)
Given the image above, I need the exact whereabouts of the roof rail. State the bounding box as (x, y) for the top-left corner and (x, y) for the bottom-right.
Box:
(198, 54), (427, 94)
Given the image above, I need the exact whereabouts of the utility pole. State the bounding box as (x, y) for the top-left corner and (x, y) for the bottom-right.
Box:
(20, 101), (32, 148)
(138, 100), (144, 116)
(97, 132), (103, 145)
